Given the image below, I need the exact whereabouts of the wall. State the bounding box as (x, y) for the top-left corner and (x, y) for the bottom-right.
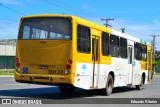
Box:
(0, 45), (16, 69)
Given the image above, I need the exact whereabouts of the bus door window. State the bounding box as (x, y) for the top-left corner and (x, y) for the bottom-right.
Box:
(92, 37), (99, 61)
(91, 35), (100, 88)
(128, 47), (133, 64)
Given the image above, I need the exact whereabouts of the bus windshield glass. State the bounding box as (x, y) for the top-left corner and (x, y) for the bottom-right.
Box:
(19, 18), (72, 40)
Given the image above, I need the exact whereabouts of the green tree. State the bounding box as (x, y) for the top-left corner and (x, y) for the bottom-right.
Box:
(153, 50), (160, 66)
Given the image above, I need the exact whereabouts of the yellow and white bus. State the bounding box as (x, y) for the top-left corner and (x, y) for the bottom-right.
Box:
(15, 14), (153, 95)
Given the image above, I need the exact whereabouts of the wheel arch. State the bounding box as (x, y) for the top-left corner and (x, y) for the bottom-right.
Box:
(142, 72), (146, 84)
(108, 71), (115, 84)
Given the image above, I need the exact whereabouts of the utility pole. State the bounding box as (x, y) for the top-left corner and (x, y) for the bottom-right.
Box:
(150, 35), (160, 74)
(120, 28), (125, 33)
(101, 18), (114, 28)
(150, 35), (159, 57)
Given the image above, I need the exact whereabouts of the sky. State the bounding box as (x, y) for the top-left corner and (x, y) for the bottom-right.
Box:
(0, 0), (160, 50)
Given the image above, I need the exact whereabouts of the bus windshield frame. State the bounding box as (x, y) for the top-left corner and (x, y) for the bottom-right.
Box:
(18, 17), (72, 40)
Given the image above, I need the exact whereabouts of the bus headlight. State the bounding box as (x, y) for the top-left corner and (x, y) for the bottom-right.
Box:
(64, 69), (70, 74)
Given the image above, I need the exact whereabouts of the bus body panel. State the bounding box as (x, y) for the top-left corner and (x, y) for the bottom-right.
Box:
(15, 14), (153, 91)
(15, 15), (75, 86)
(16, 40), (72, 74)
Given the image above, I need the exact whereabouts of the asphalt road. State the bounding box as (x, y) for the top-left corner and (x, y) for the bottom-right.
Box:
(0, 76), (160, 106)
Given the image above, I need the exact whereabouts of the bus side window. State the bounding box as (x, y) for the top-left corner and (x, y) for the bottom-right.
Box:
(77, 25), (90, 53)
(119, 38), (127, 59)
(134, 42), (142, 60)
(101, 32), (110, 56)
(142, 45), (147, 61)
(110, 34), (119, 57)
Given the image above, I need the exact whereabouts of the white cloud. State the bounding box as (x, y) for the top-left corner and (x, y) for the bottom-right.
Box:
(111, 20), (160, 50)
(1, 0), (20, 5)
(153, 20), (160, 26)
(116, 22), (160, 50)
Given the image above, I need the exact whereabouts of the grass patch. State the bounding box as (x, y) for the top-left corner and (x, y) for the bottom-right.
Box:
(154, 73), (160, 76)
(0, 70), (14, 75)
(0, 73), (14, 75)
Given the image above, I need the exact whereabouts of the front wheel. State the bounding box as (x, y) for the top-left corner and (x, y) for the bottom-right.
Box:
(102, 74), (114, 96)
(59, 86), (76, 94)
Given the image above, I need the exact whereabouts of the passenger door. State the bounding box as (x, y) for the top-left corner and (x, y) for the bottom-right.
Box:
(91, 35), (100, 88)
(128, 45), (134, 84)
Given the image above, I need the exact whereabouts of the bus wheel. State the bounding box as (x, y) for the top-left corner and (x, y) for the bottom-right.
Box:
(59, 86), (76, 94)
(136, 76), (144, 90)
(103, 74), (113, 96)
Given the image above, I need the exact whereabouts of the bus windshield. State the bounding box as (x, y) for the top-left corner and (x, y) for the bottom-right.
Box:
(19, 18), (72, 40)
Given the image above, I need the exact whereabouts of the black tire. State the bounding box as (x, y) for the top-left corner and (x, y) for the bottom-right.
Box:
(102, 74), (114, 96)
(59, 86), (76, 94)
(136, 76), (144, 90)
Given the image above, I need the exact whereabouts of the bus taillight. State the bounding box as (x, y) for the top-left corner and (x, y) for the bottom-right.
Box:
(16, 63), (20, 67)
(66, 59), (72, 69)
(66, 65), (71, 69)
(16, 58), (20, 67)
(67, 59), (72, 64)
(16, 58), (19, 63)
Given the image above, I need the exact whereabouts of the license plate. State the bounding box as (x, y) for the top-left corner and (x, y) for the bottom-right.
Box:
(38, 65), (48, 70)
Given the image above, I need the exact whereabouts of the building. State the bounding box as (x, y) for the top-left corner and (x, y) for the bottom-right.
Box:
(0, 39), (16, 69)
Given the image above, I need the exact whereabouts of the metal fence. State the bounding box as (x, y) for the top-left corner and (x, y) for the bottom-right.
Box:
(0, 56), (15, 69)
(155, 66), (160, 73)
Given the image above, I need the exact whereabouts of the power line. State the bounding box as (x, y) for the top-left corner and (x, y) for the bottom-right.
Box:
(0, 0), (153, 41)
(43, 0), (99, 18)
(0, 16), (19, 22)
(43, 0), (80, 15)
(0, 3), (25, 16)
(43, 0), (150, 37)
(111, 21), (146, 36)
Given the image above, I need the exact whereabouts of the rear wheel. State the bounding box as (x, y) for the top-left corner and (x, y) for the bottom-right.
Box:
(136, 76), (144, 90)
(59, 86), (76, 94)
(102, 74), (114, 96)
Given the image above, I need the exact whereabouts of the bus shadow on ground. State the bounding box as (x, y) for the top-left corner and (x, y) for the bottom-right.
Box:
(0, 86), (144, 99)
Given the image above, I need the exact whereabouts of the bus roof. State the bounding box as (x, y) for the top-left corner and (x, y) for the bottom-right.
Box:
(21, 14), (150, 45)
(110, 29), (140, 43)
